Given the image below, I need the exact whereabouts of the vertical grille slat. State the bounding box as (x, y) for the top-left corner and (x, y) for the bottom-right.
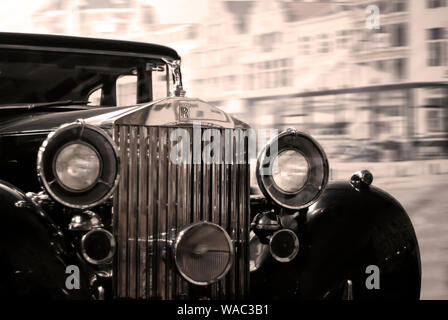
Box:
(114, 124), (249, 300)
(167, 128), (176, 300)
(157, 127), (167, 299)
(220, 131), (228, 298)
(148, 126), (158, 297)
(210, 153), (220, 299)
(115, 125), (128, 298)
(127, 126), (139, 298)
(137, 127), (148, 299)
(229, 136), (238, 298)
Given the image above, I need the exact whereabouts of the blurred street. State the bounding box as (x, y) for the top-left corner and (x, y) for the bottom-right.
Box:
(373, 173), (448, 300)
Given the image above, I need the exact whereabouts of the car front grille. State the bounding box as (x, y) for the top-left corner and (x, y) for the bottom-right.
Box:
(112, 124), (250, 299)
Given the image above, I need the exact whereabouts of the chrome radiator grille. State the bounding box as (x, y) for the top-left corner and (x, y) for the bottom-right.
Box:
(113, 125), (250, 299)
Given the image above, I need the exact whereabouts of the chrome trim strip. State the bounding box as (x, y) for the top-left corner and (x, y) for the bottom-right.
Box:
(0, 130), (52, 137)
(343, 280), (354, 300)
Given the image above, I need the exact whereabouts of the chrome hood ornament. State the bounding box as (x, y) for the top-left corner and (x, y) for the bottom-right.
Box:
(163, 58), (185, 97)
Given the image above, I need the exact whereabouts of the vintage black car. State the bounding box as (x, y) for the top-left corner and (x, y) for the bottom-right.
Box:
(0, 32), (421, 300)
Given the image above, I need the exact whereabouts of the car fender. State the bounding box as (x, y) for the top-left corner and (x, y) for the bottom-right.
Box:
(0, 180), (91, 299)
(250, 181), (421, 300)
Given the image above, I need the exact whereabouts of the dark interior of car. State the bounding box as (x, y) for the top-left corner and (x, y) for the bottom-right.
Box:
(0, 49), (164, 105)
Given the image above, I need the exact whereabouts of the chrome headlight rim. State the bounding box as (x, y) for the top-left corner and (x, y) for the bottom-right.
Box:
(37, 120), (120, 209)
(81, 228), (116, 265)
(173, 221), (235, 286)
(256, 129), (329, 210)
(269, 229), (300, 263)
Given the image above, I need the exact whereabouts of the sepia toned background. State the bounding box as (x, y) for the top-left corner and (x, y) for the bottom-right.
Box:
(1, 0), (448, 299)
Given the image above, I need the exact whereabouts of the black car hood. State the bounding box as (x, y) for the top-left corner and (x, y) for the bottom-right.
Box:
(0, 97), (249, 136)
(0, 105), (136, 136)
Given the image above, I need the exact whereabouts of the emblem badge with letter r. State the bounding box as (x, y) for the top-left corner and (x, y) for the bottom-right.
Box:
(179, 104), (190, 120)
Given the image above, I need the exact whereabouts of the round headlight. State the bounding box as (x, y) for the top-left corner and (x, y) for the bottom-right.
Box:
(174, 221), (234, 285)
(37, 121), (120, 209)
(55, 143), (101, 191)
(272, 149), (309, 193)
(256, 129), (329, 210)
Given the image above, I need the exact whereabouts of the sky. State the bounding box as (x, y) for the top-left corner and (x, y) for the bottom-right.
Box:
(144, 0), (207, 24)
(0, 0), (207, 32)
(0, 0), (50, 31)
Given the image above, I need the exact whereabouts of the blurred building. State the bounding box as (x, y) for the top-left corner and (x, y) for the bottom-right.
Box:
(32, 0), (156, 38)
(182, 0), (448, 161)
(31, 0), (448, 161)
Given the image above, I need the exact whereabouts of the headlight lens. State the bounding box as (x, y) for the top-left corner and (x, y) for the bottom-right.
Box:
(272, 150), (309, 193)
(55, 143), (101, 191)
(174, 222), (234, 285)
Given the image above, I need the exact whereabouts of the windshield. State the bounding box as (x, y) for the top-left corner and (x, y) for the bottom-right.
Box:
(0, 48), (170, 106)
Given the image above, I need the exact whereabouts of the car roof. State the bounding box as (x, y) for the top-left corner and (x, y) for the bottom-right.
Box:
(0, 32), (181, 61)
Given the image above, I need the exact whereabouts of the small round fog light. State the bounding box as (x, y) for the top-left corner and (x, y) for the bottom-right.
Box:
(81, 228), (115, 265)
(174, 221), (234, 285)
(270, 229), (299, 263)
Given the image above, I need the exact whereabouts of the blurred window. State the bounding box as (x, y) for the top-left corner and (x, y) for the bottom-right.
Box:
(427, 0), (446, 8)
(391, 0), (408, 12)
(427, 28), (447, 66)
(375, 60), (385, 71)
(426, 97), (445, 107)
(116, 75), (137, 106)
(390, 23), (407, 47)
(393, 58), (407, 80)
(245, 58), (292, 90)
(298, 36), (311, 55)
(318, 34), (331, 53)
(88, 88), (102, 106)
(153, 71), (169, 101)
(427, 110), (443, 132)
(257, 32), (282, 52)
(376, 1), (387, 13)
(428, 28), (445, 40)
(336, 30), (350, 49)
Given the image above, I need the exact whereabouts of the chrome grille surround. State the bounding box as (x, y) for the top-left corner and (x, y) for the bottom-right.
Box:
(112, 124), (250, 299)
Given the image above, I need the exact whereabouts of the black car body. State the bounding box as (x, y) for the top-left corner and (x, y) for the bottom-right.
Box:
(0, 33), (421, 300)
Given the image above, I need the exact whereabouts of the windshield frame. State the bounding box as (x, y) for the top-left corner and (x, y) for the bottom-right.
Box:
(0, 39), (181, 107)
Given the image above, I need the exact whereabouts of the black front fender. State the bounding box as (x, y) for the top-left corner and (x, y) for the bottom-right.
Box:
(250, 181), (421, 300)
(0, 180), (91, 299)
